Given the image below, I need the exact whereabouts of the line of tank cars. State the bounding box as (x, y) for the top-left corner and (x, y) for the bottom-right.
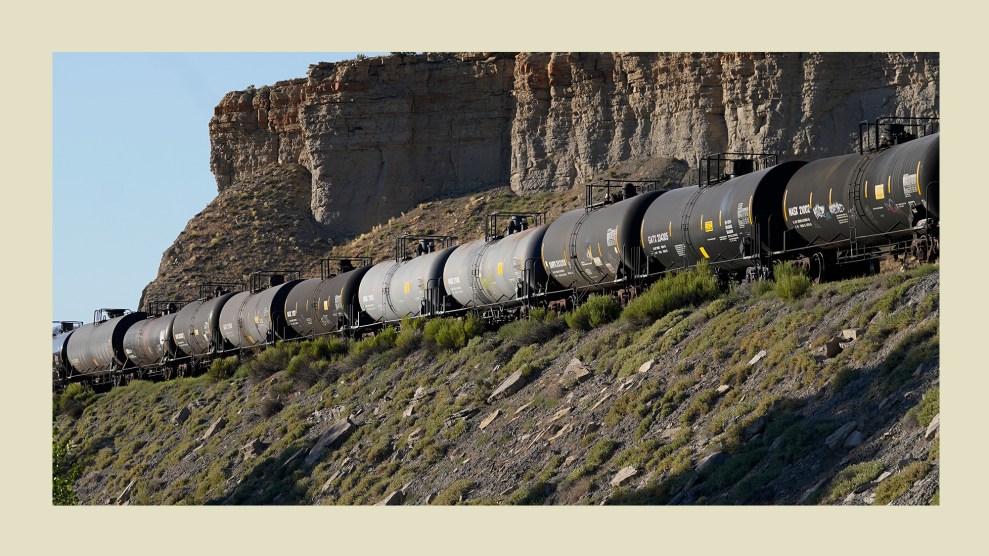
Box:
(53, 120), (940, 390)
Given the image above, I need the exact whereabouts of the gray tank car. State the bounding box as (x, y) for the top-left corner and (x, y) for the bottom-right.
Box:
(65, 310), (147, 375)
(122, 313), (178, 367)
(219, 281), (302, 349)
(173, 293), (236, 356)
(284, 266), (373, 336)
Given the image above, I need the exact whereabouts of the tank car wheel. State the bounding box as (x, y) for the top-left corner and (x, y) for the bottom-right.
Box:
(809, 252), (828, 283)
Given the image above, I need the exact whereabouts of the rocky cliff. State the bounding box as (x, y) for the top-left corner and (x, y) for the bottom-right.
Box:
(145, 52), (937, 304)
(209, 52), (938, 225)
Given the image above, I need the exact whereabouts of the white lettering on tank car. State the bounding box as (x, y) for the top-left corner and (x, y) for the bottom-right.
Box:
(736, 203), (748, 228)
(606, 228), (617, 247)
(646, 232), (670, 244)
(902, 173), (917, 197)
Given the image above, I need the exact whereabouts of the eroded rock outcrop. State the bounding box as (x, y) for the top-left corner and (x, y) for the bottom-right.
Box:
(208, 52), (938, 237)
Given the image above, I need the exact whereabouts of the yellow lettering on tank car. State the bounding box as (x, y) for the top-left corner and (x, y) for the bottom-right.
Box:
(404, 281), (410, 294)
(704, 221), (714, 233)
(323, 300), (329, 311)
(699, 247), (710, 259)
(874, 184), (885, 200)
(497, 261), (504, 276)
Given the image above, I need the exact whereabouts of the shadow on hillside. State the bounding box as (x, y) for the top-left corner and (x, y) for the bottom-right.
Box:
(207, 434), (331, 505)
(605, 345), (938, 505)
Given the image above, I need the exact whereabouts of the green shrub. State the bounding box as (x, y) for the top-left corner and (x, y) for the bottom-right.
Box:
(207, 356), (239, 382)
(57, 383), (97, 418)
(911, 387), (939, 428)
(569, 439), (620, 479)
(505, 481), (553, 505)
(52, 427), (79, 504)
(423, 315), (486, 351)
(772, 261), (812, 300)
(622, 263), (719, 325)
(432, 479), (476, 505)
(820, 460), (884, 503)
(566, 294), (621, 331)
(498, 312), (563, 345)
(395, 317), (424, 354)
(873, 461), (931, 505)
(350, 326), (398, 363)
(248, 344), (296, 381)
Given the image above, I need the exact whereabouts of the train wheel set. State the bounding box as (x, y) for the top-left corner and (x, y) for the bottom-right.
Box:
(53, 118), (939, 393)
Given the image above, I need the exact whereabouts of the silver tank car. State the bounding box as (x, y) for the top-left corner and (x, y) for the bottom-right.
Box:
(642, 162), (807, 272)
(478, 225), (548, 304)
(359, 247), (458, 322)
(284, 266), (373, 336)
(443, 240), (495, 308)
(541, 191), (663, 289)
(219, 281), (302, 349)
(52, 326), (78, 380)
(66, 311), (147, 375)
(173, 293), (236, 357)
(122, 313), (178, 367)
(783, 133), (939, 247)
(444, 226), (549, 308)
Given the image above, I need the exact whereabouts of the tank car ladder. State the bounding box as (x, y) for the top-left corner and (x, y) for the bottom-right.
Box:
(679, 187), (705, 269)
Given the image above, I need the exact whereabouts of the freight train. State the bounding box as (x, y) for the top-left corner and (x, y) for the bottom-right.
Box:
(52, 118), (940, 391)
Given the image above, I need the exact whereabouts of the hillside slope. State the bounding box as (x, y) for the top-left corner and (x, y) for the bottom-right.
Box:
(57, 264), (939, 506)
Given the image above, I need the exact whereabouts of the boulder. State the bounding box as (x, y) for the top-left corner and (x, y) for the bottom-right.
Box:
(561, 358), (592, 388)
(479, 409), (501, 430)
(199, 417), (227, 441)
(241, 438), (267, 459)
(825, 337), (843, 358)
(487, 370), (528, 403)
(925, 414), (940, 440)
(843, 430), (864, 448)
(716, 384), (732, 396)
(171, 406), (191, 426)
(638, 359), (655, 374)
(610, 466), (638, 487)
(695, 451), (727, 475)
(748, 350), (767, 366)
(305, 419), (356, 467)
(376, 490), (405, 506)
(841, 328), (864, 342)
(825, 422), (858, 450)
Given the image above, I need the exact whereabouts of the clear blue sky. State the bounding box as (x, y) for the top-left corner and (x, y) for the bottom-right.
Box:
(52, 52), (385, 324)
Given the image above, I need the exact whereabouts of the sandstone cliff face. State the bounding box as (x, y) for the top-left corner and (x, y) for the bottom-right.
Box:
(509, 52), (939, 191)
(208, 52), (938, 239)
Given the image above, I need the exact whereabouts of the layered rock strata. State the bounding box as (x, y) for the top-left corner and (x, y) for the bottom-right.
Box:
(209, 52), (937, 240)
